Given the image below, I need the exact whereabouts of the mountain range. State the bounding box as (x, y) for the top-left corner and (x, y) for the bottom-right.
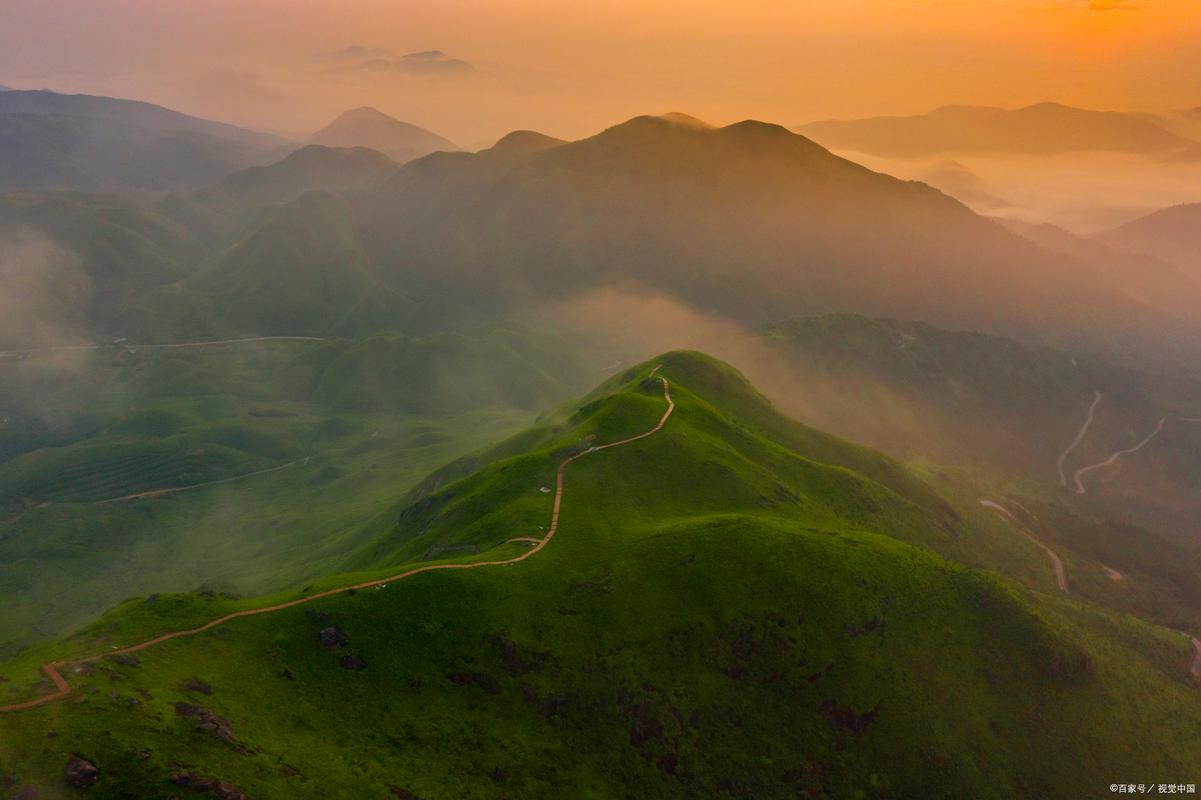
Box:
(798, 102), (1201, 158)
(1099, 202), (1201, 271)
(4, 109), (1199, 375)
(3, 89), (1201, 798)
(343, 112), (1201, 369)
(0, 90), (286, 192)
(0, 91), (456, 193)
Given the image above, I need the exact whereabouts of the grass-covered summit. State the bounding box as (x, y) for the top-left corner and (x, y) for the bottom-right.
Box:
(0, 352), (1197, 799)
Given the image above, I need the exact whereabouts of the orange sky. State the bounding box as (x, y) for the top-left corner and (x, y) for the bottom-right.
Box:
(1, 0), (1198, 142)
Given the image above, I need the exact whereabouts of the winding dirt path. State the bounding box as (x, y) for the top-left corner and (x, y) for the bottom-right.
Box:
(1057, 391), (1102, 486)
(980, 499), (1069, 594)
(1072, 418), (1166, 495)
(0, 336), (325, 360)
(92, 462), (299, 505)
(1192, 638), (1201, 683)
(0, 373), (675, 713)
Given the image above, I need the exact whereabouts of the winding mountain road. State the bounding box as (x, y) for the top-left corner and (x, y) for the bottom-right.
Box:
(980, 499), (1069, 594)
(0, 373), (675, 713)
(1072, 418), (1166, 495)
(1057, 391), (1102, 486)
(91, 462), (300, 505)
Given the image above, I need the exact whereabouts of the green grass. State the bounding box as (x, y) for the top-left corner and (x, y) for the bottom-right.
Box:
(0, 330), (596, 657)
(1, 352), (1198, 799)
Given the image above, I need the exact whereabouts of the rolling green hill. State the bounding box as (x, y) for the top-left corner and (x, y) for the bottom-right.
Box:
(744, 315), (1201, 625)
(1, 352), (1196, 799)
(121, 192), (418, 341)
(0, 328), (594, 657)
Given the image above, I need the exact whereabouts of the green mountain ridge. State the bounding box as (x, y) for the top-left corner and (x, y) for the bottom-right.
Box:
(0, 327), (592, 656)
(1, 352), (1197, 798)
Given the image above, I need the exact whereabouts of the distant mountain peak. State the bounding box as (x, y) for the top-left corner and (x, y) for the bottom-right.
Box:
(488, 130), (567, 155)
(798, 101), (1193, 158)
(1019, 101), (1075, 112)
(657, 112), (713, 128)
(722, 119), (797, 138)
(333, 106), (399, 124)
(309, 107), (457, 163)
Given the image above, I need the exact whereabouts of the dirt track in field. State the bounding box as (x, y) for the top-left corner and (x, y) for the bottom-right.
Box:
(0, 372), (674, 713)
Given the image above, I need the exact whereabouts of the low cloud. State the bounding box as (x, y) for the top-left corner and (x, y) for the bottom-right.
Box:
(354, 50), (476, 77)
(320, 46), (476, 78)
(0, 228), (90, 349)
(1088, 0), (1140, 10)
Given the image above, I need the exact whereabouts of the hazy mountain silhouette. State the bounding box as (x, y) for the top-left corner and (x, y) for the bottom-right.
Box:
(309, 107), (457, 163)
(206, 144), (399, 207)
(486, 130), (567, 155)
(798, 103), (1198, 157)
(1000, 217), (1201, 321)
(1099, 203), (1201, 269)
(0, 89), (285, 191)
(351, 113), (1198, 368)
(12, 111), (1199, 372)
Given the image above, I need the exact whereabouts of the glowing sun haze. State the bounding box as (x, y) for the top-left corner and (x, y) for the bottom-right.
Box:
(1, 0), (1198, 142)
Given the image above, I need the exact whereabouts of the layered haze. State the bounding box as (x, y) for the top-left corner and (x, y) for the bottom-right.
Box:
(4, 2), (1201, 796)
(2, 0), (1201, 143)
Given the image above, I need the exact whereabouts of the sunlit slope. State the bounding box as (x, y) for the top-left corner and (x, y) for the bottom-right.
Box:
(1, 352), (1198, 799)
(750, 315), (1201, 627)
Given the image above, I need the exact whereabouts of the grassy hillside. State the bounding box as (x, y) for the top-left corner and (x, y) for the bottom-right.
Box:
(0, 328), (593, 656)
(1, 352), (1197, 799)
(121, 192), (417, 341)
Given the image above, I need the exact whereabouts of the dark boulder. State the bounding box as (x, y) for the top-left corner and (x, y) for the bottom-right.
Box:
(175, 703), (238, 746)
(215, 780), (245, 800)
(182, 677), (212, 695)
(446, 671), (501, 694)
(389, 788), (427, 800)
(819, 699), (881, 736)
(318, 626), (347, 651)
(64, 755), (98, 789)
(339, 653), (368, 671)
